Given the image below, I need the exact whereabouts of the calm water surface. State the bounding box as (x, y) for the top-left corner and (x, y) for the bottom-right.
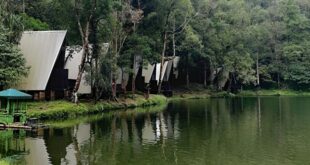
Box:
(1, 97), (310, 165)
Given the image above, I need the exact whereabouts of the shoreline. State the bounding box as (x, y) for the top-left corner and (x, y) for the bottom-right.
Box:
(27, 94), (167, 120)
(170, 89), (310, 100)
(45, 103), (168, 128)
(26, 89), (310, 121)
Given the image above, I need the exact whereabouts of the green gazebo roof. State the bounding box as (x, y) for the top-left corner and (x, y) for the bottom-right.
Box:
(0, 89), (32, 99)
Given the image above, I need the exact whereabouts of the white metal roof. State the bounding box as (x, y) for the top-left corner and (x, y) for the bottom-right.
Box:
(160, 61), (168, 83)
(17, 31), (67, 91)
(65, 47), (83, 80)
(116, 67), (129, 85)
(173, 56), (180, 78)
(64, 47), (91, 94)
(153, 62), (168, 84)
(164, 60), (173, 81)
(116, 68), (123, 84)
(155, 63), (161, 81)
(133, 55), (142, 78)
(142, 63), (155, 83)
(78, 73), (92, 94)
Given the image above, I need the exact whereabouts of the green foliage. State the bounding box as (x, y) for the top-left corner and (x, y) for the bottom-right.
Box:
(3, 0), (310, 93)
(0, 3), (29, 88)
(20, 13), (49, 30)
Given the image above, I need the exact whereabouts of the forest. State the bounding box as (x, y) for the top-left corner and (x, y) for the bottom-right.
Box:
(1, 0), (310, 97)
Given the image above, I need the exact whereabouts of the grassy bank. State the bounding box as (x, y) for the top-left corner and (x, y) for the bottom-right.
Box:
(237, 89), (310, 96)
(0, 160), (9, 165)
(171, 84), (310, 100)
(170, 91), (236, 100)
(174, 89), (310, 98)
(45, 103), (167, 128)
(171, 84), (235, 100)
(27, 94), (167, 120)
(25, 89), (310, 120)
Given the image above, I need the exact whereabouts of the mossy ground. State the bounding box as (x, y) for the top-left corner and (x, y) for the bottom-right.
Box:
(27, 94), (167, 120)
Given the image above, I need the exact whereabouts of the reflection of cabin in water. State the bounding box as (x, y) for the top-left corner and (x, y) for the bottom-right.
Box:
(17, 31), (68, 100)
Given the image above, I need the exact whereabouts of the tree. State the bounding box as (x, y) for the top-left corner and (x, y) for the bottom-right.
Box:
(104, 0), (142, 99)
(0, 1), (29, 88)
(178, 25), (203, 88)
(152, 0), (195, 92)
(120, 34), (155, 95)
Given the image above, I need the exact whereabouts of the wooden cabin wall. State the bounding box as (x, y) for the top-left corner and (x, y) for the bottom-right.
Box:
(135, 67), (145, 91)
(175, 65), (205, 86)
(45, 43), (69, 100)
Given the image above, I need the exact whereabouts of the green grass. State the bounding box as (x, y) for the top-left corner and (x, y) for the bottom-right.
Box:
(27, 94), (167, 120)
(46, 103), (167, 128)
(26, 89), (310, 120)
(171, 87), (310, 100)
(238, 89), (310, 96)
(169, 93), (210, 100)
(0, 159), (10, 165)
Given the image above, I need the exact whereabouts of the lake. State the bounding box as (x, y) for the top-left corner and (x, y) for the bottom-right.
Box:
(1, 97), (310, 165)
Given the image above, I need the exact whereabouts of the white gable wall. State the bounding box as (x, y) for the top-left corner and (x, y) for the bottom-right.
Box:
(65, 47), (91, 94)
(142, 63), (155, 83)
(18, 31), (67, 91)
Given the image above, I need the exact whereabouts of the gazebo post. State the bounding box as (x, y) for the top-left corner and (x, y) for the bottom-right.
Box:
(6, 99), (10, 114)
(12, 100), (15, 115)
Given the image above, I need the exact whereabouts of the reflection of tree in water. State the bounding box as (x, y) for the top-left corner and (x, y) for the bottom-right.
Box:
(1, 98), (310, 164)
(43, 128), (73, 165)
(68, 106), (180, 164)
(0, 130), (27, 164)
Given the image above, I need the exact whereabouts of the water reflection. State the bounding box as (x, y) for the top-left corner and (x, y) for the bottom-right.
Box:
(1, 97), (310, 164)
(0, 130), (27, 160)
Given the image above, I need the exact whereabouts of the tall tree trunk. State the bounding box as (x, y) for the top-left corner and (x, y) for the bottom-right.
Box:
(158, 32), (168, 93)
(73, 0), (95, 93)
(73, 34), (90, 93)
(132, 74), (136, 95)
(91, 19), (99, 101)
(172, 17), (176, 57)
(132, 55), (136, 95)
(112, 74), (117, 100)
(94, 56), (99, 101)
(277, 73), (280, 89)
(121, 68), (127, 94)
(186, 70), (190, 88)
(204, 61), (207, 88)
(208, 58), (215, 86)
(158, 4), (174, 93)
(186, 54), (190, 88)
(256, 53), (260, 87)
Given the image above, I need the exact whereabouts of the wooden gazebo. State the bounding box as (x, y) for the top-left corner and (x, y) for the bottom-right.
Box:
(0, 89), (32, 125)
